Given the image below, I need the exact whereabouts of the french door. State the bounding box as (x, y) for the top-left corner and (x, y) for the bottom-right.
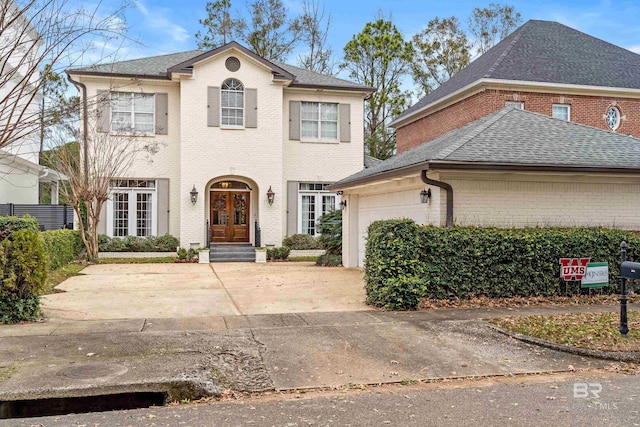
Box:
(210, 191), (250, 242)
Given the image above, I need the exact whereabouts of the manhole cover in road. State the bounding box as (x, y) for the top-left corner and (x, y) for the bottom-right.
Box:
(61, 364), (128, 380)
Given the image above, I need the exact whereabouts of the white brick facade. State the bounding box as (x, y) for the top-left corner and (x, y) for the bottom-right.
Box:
(74, 47), (368, 247)
(341, 171), (640, 267)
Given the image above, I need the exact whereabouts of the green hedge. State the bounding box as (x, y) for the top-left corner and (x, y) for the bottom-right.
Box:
(365, 219), (640, 310)
(282, 234), (321, 250)
(98, 234), (179, 252)
(41, 229), (83, 270)
(267, 246), (290, 260)
(0, 215), (39, 240)
(0, 229), (47, 323)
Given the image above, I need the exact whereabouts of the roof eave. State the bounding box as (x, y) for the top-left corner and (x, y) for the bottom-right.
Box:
(66, 70), (171, 80)
(428, 160), (640, 174)
(328, 163), (427, 191)
(288, 83), (375, 93)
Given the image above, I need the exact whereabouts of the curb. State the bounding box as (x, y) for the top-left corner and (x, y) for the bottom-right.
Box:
(487, 323), (640, 363)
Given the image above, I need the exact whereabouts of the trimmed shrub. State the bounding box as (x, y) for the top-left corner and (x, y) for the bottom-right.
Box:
(41, 229), (83, 270)
(98, 234), (179, 252)
(282, 234), (321, 250)
(365, 220), (640, 309)
(0, 229), (47, 323)
(316, 254), (342, 267)
(317, 210), (342, 255)
(267, 246), (290, 260)
(0, 215), (39, 240)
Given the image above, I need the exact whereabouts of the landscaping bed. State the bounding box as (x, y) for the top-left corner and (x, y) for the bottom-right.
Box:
(420, 294), (636, 309)
(491, 311), (640, 353)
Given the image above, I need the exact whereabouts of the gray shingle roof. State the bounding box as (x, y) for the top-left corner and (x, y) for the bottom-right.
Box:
(68, 43), (373, 91)
(333, 107), (640, 188)
(364, 154), (383, 168)
(393, 20), (640, 124)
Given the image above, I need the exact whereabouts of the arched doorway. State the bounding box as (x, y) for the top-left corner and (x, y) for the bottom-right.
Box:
(209, 179), (253, 243)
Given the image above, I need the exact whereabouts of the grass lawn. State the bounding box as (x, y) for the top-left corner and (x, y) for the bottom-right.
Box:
(491, 311), (640, 352)
(44, 262), (86, 294)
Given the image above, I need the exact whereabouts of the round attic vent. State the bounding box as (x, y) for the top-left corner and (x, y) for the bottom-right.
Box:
(225, 56), (241, 72)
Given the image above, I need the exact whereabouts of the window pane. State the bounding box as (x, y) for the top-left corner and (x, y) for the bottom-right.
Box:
(136, 193), (153, 237)
(321, 121), (338, 139)
(301, 195), (316, 235)
(134, 93), (154, 112)
(505, 101), (524, 110)
(111, 92), (131, 112)
(113, 192), (129, 237)
(552, 105), (569, 121)
(321, 103), (338, 121)
(112, 112), (131, 132)
(301, 120), (318, 138)
(301, 102), (319, 120)
(135, 113), (154, 133)
(322, 195), (336, 216)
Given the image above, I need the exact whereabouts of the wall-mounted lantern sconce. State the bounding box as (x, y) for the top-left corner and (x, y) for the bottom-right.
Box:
(339, 200), (347, 210)
(267, 186), (275, 205)
(420, 188), (431, 204)
(190, 185), (198, 205)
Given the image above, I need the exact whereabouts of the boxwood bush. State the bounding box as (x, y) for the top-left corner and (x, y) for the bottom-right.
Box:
(282, 234), (321, 250)
(365, 219), (640, 310)
(98, 234), (179, 252)
(41, 229), (83, 270)
(0, 228), (47, 323)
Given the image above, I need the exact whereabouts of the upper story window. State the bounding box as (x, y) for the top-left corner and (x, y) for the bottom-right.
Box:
(505, 101), (524, 110)
(301, 102), (338, 141)
(221, 78), (244, 126)
(111, 92), (155, 133)
(606, 106), (621, 131)
(552, 104), (570, 121)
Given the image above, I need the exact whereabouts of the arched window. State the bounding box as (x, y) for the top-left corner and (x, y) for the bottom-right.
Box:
(606, 106), (621, 131)
(221, 79), (244, 126)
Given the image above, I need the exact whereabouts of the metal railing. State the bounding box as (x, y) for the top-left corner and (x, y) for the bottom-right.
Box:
(254, 220), (261, 247)
(0, 204), (74, 231)
(205, 219), (210, 248)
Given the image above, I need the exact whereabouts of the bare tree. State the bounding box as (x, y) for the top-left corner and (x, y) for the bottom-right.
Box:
(0, 0), (127, 154)
(195, 0), (246, 49)
(244, 0), (302, 61)
(47, 97), (159, 260)
(297, 0), (335, 75)
(468, 3), (522, 54)
(411, 17), (471, 96)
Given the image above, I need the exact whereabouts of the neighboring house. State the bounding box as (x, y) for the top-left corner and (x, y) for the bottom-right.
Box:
(0, 0), (63, 205)
(66, 42), (373, 248)
(391, 20), (640, 153)
(333, 20), (640, 268)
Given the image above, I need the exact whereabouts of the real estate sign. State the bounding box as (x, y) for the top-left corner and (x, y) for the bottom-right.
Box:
(581, 262), (609, 288)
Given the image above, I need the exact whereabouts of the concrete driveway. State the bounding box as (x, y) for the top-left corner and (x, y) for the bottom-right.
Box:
(41, 262), (367, 320)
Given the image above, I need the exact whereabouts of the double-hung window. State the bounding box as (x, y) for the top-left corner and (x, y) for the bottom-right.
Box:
(221, 79), (244, 126)
(107, 179), (157, 237)
(301, 102), (338, 141)
(552, 104), (570, 121)
(298, 183), (339, 236)
(111, 92), (155, 133)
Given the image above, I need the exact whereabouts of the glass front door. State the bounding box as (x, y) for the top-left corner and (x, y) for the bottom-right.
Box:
(210, 191), (250, 242)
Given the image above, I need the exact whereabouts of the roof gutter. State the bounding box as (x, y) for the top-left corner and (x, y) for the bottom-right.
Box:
(427, 161), (640, 174)
(65, 72), (89, 186)
(421, 169), (453, 228)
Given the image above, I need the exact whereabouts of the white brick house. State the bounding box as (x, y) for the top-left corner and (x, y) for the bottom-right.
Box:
(67, 42), (373, 248)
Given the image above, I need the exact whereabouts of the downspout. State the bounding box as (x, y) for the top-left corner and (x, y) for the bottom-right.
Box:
(65, 72), (89, 187)
(421, 169), (453, 228)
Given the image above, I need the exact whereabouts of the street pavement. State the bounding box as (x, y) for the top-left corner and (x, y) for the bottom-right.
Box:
(2, 371), (638, 426)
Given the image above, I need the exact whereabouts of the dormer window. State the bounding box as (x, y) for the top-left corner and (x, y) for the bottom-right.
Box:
(221, 79), (244, 126)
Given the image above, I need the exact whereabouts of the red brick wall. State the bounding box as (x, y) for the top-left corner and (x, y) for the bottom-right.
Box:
(396, 89), (640, 153)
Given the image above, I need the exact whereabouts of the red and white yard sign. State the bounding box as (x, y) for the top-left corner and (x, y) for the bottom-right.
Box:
(559, 258), (591, 281)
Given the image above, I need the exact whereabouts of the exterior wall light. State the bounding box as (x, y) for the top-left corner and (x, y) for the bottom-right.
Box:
(190, 185), (198, 205)
(420, 188), (431, 204)
(339, 200), (347, 210)
(267, 186), (275, 205)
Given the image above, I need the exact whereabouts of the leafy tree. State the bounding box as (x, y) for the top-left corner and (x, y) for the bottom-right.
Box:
(297, 0), (335, 74)
(411, 17), (471, 96)
(195, 0), (246, 49)
(244, 0), (302, 61)
(468, 3), (522, 54)
(342, 18), (413, 159)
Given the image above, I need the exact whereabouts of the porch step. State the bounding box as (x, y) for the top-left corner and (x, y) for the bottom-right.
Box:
(209, 244), (256, 262)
